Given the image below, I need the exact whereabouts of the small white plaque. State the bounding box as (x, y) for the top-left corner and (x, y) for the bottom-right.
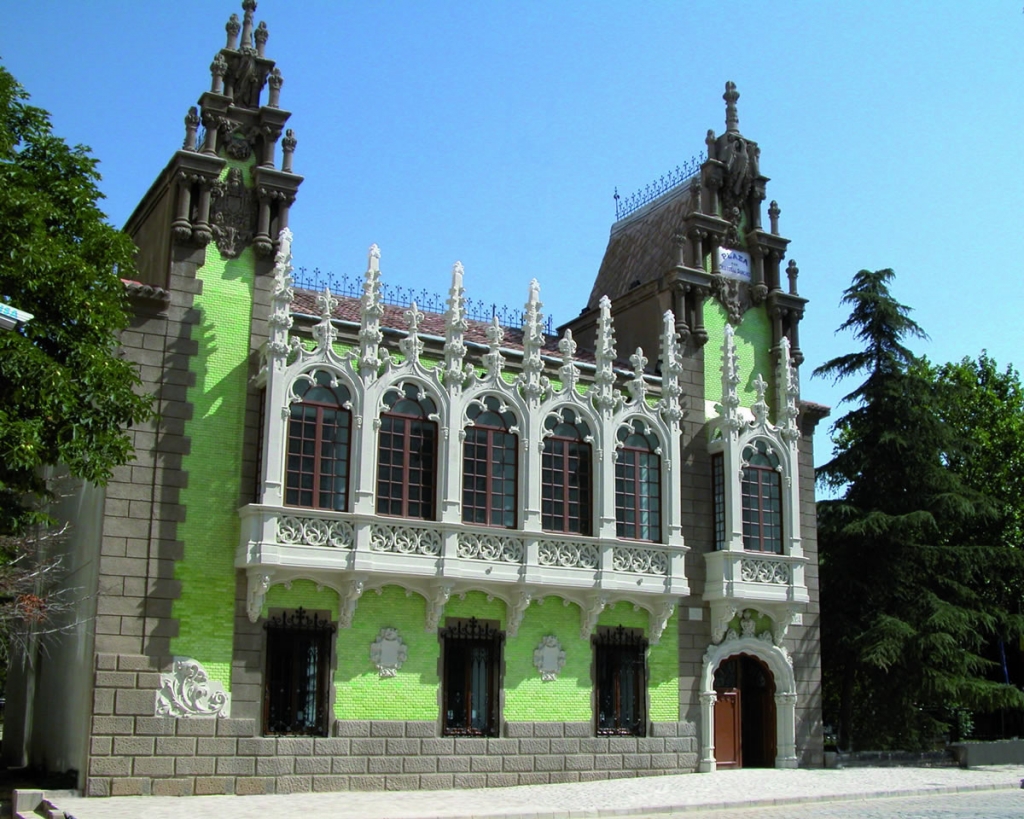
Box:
(716, 248), (751, 281)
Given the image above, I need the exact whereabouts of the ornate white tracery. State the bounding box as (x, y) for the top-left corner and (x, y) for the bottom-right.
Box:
(703, 323), (807, 643)
(243, 230), (688, 642)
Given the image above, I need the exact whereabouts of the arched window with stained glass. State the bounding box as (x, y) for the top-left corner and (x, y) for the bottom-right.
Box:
(285, 370), (352, 512)
(615, 419), (661, 542)
(462, 395), (518, 528)
(377, 382), (438, 520)
(741, 439), (782, 553)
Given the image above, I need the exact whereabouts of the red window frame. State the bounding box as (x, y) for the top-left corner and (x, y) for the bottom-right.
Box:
(614, 422), (661, 542)
(741, 441), (783, 553)
(541, 432), (593, 536)
(462, 401), (518, 528)
(285, 374), (352, 512)
(376, 386), (438, 520)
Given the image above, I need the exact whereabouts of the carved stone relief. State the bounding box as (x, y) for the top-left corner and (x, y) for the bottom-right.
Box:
(370, 627), (408, 678)
(155, 657), (230, 718)
(533, 635), (566, 682)
(210, 167), (256, 258)
(709, 274), (751, 326)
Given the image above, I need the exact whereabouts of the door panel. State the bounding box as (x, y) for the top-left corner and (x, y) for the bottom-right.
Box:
(714, 690), (741, 768)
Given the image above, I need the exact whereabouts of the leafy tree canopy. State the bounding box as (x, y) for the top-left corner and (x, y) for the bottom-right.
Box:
(0, 64), (151, 534)
(815, 269), (1024, 750)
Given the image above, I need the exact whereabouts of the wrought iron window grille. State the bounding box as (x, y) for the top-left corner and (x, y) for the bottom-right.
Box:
(263, 607), (336, 737)
(593, 626), (648, 737)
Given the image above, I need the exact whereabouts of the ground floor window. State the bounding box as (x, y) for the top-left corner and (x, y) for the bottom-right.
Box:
(594, 625), (647, 736)
(440, 617), (503, 736)
(264, 608), (335, 736)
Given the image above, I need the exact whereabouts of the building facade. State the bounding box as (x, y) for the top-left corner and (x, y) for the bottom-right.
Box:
(3, 1), (828, 797)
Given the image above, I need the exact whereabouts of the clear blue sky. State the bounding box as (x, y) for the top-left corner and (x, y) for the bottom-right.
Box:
(4, 1), (1023, 466)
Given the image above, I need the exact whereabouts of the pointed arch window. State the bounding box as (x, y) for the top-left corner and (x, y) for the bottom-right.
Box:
(615, 420), (661, 542)
(285, 371), (352, 511)
(463, 396), (518, 528)
(541, 409), (593, 535)
(377, 383), (438, 520)
(741, 440), (782, 553)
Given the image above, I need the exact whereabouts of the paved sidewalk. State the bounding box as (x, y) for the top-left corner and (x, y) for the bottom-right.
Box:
(51, 766), (1023, 819)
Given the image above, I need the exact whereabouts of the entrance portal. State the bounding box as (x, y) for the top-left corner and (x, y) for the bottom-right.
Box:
(713, 654), (776, 768)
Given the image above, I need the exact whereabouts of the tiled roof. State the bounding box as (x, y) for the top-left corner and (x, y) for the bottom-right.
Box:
(587, 184), (694, 310)
(290, 288), (567, 358)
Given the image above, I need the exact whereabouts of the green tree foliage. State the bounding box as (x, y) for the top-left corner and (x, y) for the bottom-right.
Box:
(816, 269), (1024, 750)
(0, 65), (151, 534)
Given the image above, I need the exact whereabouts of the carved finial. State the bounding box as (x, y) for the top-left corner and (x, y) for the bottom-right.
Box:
(719, 324), (742, 433)
(183, 107), (200, 151)
(312, 287), (339, 353)
(225, 13), (241, 50)
(210, 53), (228, 94)
(557, 328), (580, 395)
(518, 279), (548, 404)
(768, 200), (781, 234)
(266, 228), (295, 361)
(267, 67), (283, 108)
(777, 335), (800, 443)
(254, 20), (269, 57)
(240, 1), (257, 50)
(358, 245), (385, 377)
(592, 295), (619, 415)
(482, 316), (506, 380)
(400, 301), (425, 364)
(705, 129), (717, 162)
(443, 262), (469, 389)
(751, 373), (769, 428)
(724, 81), (740, 134)
(627, 347), (648, 404)
(658, 311), (684, 425)
(786, 259), (799, 296)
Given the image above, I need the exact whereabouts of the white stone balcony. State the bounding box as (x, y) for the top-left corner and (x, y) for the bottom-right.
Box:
(703, 550), (808, 642)
(237, 504), (688, 641)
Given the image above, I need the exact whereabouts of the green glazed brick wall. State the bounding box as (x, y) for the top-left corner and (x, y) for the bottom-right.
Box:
(170, 158), (257, 688)
(264, 579), (340, 617)
(597, 601), (679, 722)
(334, 585), (439, 720)
(445, 590), (506, 626)
(505, 598), (591, 722)
(703, 301), (772, 411)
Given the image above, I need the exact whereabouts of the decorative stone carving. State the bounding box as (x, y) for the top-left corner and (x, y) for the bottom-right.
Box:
(517, 279), (549, 404)
(370, 627), (408, 677)
(155, 657), (230, 718)
(533, 636), (566, 681)
(338, 576), (365, 629)
(709, 273), (750, 326)
(649, 602), (676, 646)
(592, 296), (621, 415)
(277, 515), (354, 549)
(246, 570), (273, 623)
(210, 167), (256, 257)
(370, 523), (441, 556)
(537, 539), (599, 570)
(507, 590), (532, 638)
(739, 557), (791, 585)
(612, 545), (669, 576)
(457, 532), (524, 563)
(580, 596), (608, 640)
(425, 583), (453, 633)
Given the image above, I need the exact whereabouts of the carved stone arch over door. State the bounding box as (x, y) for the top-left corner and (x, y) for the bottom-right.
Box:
(699, 635), (797, 772)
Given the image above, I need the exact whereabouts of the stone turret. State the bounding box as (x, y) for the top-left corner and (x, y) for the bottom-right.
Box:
(124, 1), (303, 285)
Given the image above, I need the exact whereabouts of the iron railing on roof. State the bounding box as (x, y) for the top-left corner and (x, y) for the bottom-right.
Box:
(291, 267), (554, 334)
(613, 153), (705, 221)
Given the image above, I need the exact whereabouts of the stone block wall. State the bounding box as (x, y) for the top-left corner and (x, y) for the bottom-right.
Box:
(88, 655), (698, 797)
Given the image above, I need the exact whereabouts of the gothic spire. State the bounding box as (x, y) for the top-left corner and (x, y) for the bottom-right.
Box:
(724, 81), (740, 134)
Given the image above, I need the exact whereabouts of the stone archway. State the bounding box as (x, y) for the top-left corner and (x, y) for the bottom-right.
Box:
(698, 636), (797, 772)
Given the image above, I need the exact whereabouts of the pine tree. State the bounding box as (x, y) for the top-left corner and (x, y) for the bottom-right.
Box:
(816, 269), (1024, 750)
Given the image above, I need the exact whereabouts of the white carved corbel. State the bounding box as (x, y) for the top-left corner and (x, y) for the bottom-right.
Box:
(649, 602), (676, 646)
(710, 600), (739, 644)
(246, 570), (274, 623)
(338, 575), (366, 628)
(425, 582), (453, 632)
(506, 590), (532, 637)
(580, 595), (608, 640)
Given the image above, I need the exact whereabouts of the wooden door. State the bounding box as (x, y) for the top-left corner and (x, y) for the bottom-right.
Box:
(714, 689), (741, 768)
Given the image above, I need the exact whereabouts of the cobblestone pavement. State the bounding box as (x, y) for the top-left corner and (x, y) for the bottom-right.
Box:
(51, 766), (1023, 819)
(684, 789), (1024, 818)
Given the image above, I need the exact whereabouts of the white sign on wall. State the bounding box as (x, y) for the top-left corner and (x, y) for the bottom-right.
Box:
(716, 248), (751, 281)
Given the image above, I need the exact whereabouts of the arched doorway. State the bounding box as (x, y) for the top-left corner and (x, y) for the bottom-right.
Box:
(699, 634), (798, 772)
(712, 654), (776, 768)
